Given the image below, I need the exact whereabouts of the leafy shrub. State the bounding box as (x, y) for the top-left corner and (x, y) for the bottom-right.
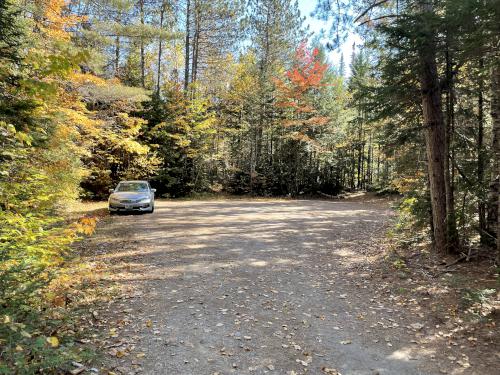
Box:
(0, 124), (97, 373)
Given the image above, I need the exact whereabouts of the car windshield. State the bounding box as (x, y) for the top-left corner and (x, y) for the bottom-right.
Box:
(115, 182), (149, 192)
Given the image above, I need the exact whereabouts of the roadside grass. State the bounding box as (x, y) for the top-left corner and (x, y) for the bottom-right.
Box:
(64, 200), (109, 220)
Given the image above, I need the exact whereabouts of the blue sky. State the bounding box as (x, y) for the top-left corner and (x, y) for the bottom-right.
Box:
(298, 0), (362, 73)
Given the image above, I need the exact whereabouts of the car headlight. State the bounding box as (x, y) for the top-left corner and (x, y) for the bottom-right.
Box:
(109, 197), (120, 203)
(138, 198), (151, 204)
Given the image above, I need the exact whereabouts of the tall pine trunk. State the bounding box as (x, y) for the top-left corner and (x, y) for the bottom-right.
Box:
(156, 3), (165, 93)
(114, 35), (120, 77)
(184, 0), (191, 91)
(444, 49), (459, 250)
(376, 144), (381, 185)
(478, 59), (487, 241)
(357, 115), (363, 189)
(139, 0), (145, 88)
(256, 5), (271, 175)
(190, 0), (200, 85)
(418, 1), (448, 253)
(489, 63), (500, 261)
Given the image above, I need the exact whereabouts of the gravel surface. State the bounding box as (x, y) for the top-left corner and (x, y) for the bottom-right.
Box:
(89, 199), (460, 375)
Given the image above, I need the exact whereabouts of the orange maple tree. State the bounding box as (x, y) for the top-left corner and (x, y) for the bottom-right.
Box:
(275, 42), (331, 144)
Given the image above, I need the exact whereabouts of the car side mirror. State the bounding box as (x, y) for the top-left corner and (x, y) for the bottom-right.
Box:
(109, 189), (114, 193)
(151, 189), (156, 193)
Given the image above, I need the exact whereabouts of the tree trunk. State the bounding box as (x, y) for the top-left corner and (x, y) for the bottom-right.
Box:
(444, 49), (459, 250)
(426, 167), (435, 246)
(376, 144), (380, 185)
(190, 0), (200, 85)
(367, 132), (372, 185)
(256, 5), (271, 173)
(354, 152), (357, 188)
(156, 3), (165, 93)
(357, 116), (363, 189)
(418, 1), (448, 253)
(114, 35), (120, 77)
(478, 59), (487, 241)
(488, 62), (500, 262)
(184, 0), (191, 91)
(139, 0), (145, 88)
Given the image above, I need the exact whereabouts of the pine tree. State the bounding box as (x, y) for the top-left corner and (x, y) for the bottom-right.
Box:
(183, 0), (242, 91)
(245, 0), (304, 190)
(339, 52), (345, 77)
(0, 0), (22, 66)
(0, 0), (33, 127)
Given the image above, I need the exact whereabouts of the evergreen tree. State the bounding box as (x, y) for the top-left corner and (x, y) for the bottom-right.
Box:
(141, 84), (216, 196)
(0, 0), (22, 66)
(338, 52), (345, 77)
(244, 0), (304, 191)
(314, 0), (500, 254)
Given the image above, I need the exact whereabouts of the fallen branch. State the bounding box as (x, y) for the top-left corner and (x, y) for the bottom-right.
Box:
(474, 226), (497, 240)
(444, 254), (467, 268)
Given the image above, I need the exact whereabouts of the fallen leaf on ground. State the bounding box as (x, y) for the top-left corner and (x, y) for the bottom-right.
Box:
(46, 336), (59, 348)
(410, 323), (424, 330)
(322, 368), (341, 375)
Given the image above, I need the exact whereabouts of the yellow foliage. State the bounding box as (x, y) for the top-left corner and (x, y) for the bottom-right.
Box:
(393, 172), (425, 194)
(70, 73), (107, 87)
(74, 217), (97, 236)
(46, 336), (59, 348)
(118, 138), (150, 155)
(59, 107), (102, 135)
(37, 0), (85, 41)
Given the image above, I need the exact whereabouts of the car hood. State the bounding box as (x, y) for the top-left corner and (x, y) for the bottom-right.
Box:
(110, 192), (150, 200)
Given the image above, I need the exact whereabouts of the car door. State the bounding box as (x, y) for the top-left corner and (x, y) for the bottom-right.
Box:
(149, 183), (154, 202)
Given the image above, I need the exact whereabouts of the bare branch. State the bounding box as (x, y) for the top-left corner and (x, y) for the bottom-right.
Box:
(354, 0), (390, 24)
(359, 14), (399, 27)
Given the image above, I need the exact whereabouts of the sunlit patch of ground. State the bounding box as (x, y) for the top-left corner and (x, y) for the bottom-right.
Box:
(73, 197), (497, 375)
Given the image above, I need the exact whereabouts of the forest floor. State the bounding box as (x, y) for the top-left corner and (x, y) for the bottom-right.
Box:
(72, 196), (499, 375)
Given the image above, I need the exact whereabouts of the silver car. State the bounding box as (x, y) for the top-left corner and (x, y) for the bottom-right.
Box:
(108, 180), (156, 214)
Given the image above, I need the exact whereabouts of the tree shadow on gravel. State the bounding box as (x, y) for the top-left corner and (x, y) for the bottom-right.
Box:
(80, 199), (498, 375)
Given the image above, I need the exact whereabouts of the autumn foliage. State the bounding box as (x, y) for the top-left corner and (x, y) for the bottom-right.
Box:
(275, 43), (331, 143)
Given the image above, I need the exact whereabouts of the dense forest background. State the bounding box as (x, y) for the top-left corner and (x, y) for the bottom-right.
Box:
(0, 0), (499, 371)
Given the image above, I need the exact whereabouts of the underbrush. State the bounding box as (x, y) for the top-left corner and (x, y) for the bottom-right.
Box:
(383, 192), (499, 326)
(0, 213), (106, 374)
(459, 287), (498, 321)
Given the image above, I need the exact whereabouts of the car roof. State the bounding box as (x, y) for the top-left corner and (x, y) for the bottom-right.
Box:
(118, 180), (149, 183)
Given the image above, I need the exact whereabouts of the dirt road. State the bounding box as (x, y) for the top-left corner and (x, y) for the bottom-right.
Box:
(86, 199), (484, 375)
